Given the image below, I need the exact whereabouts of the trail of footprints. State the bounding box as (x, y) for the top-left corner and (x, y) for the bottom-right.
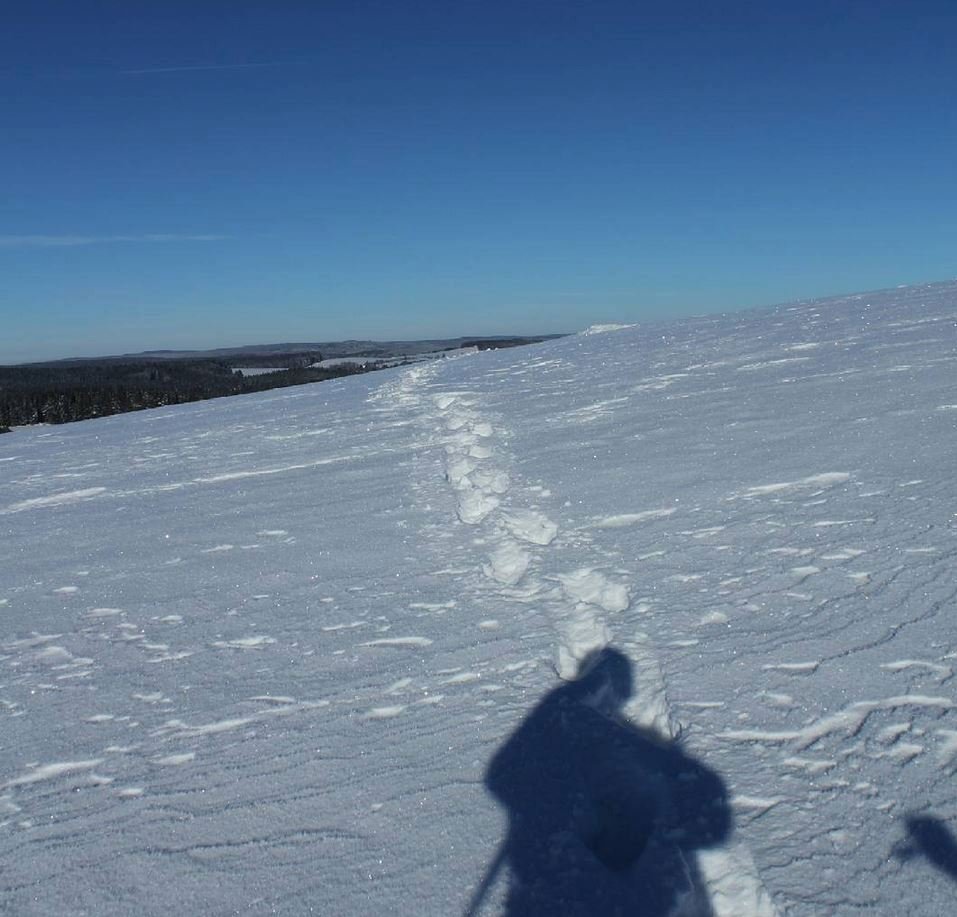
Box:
(375, 363), (667, 718)
(425, 379), (681, 737)
(399, 366), (777, 915)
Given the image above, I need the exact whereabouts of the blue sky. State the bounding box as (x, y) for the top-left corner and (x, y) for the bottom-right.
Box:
(2, 0), (955, 363)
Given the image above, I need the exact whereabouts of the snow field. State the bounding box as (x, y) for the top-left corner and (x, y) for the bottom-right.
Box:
(1, 280), (956, 913)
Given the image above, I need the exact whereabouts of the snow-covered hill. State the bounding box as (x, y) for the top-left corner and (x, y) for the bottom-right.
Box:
(2, 280), (956, 915)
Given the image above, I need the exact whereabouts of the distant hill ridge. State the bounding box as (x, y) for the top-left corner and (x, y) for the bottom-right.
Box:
(0, 334), (562, 431)
(24, 335), (564, 367)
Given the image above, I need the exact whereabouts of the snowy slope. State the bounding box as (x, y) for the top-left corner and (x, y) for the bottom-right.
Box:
(2, 280), (956, 915)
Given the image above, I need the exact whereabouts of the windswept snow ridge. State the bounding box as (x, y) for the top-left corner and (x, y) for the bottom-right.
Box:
(581, 322), (638, 335)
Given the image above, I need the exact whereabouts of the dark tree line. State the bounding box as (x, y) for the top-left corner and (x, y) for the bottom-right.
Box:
(459, 337), (549, 351)
(0, 359), (370, 431)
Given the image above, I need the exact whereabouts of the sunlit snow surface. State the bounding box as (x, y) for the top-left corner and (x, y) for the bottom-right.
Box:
(2, 281), (956, 914)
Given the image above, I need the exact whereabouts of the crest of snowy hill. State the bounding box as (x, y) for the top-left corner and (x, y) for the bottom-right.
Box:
(1, 280), (956, 915)
(581, 322), (638, 335)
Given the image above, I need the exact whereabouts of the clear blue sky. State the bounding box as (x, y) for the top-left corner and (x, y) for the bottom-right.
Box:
(2, 0), (955, 363)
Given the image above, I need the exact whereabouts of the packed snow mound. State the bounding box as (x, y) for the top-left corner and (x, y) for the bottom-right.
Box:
(2, 278), (957, 915)
(580, 322), (638, 335)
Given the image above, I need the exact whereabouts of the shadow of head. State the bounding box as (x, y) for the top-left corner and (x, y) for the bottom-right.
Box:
(567, 646), (633, 710)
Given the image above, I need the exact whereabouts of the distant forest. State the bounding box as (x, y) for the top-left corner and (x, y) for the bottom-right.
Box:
(0, 337), (551, 433)
(0, 354), (369, 432)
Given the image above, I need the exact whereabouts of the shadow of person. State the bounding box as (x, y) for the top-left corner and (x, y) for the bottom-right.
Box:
(897, 815), (957, 883)
(472, 647), (732, 916)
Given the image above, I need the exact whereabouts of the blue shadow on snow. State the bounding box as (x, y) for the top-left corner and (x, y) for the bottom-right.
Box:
(470, 647), (732, 916)
(897, 814), (957, 884)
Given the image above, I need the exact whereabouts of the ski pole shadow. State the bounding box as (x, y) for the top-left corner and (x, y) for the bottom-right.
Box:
(469, 647), (732, 916)
(896, 814), (957, 883)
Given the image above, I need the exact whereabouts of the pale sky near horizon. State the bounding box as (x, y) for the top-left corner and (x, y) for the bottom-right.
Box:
(2, 0), (956, 363)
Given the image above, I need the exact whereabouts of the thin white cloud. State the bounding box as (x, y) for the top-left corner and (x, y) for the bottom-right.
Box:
(0, 234), (228, 248)
(122, 62), (286, 75)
